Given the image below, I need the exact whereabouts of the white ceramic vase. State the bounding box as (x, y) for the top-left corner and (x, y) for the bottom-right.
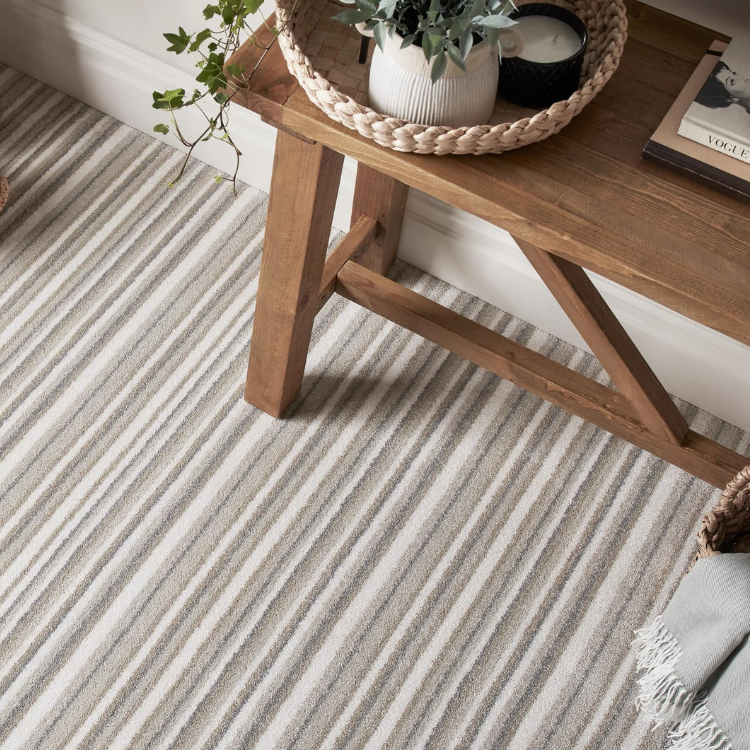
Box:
(366, 32), (499, 127)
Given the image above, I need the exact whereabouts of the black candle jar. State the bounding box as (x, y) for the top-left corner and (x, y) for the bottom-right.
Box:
(497, 3), (588, 110)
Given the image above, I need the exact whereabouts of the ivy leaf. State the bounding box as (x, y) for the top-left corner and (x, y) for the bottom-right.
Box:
(332, 8), (370, 24)
(189, 28), (213, 52)
(244, 0), (263, 13)
(164, 28), (191, 54)
(195, 52), (227, 93)
(446, 42), (467, 71)
(203, 4), (221, 19)
(153, 123), (170, 135)
(214, 92), (229, 104)
(226, 61), (245, 77)
(430, 50), (447, 83)
(459, 27), (473, 59)
(152, 88), (186, 109)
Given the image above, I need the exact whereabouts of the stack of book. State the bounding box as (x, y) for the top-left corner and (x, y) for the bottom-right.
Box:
(643, 39), (750, 203)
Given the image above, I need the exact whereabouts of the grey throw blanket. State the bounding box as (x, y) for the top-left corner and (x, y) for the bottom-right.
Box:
(635, 554), (750, 750)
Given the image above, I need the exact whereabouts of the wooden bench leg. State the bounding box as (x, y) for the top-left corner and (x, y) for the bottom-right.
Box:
(350, 165), (408, 276)
(244, 130), (344, 417)
(514, 236), (689, 445)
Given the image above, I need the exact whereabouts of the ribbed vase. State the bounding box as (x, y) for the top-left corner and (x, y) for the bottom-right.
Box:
(367, 33), (499, 128)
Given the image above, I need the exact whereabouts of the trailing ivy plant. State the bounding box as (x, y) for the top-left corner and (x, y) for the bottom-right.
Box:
(333, 0), (517, 83)
(153, 0), (290, 191)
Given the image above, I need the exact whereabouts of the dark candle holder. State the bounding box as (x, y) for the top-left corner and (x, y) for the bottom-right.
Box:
(497, 3), (588, 110)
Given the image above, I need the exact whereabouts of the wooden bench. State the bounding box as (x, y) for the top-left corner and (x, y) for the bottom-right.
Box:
(230, 0), (750, 488)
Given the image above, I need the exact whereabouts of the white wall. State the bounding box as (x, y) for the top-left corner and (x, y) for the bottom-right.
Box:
(2, 0), (750, 433)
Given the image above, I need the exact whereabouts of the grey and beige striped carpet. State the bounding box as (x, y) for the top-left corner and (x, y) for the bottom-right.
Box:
(1, 63), (749, 750)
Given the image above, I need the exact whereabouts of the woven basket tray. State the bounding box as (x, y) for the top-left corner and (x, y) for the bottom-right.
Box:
(696, 466), (750, 559)
(276, 0), (628, 155)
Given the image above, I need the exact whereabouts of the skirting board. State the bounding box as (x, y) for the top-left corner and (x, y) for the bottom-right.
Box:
(2, 1), (749, 434)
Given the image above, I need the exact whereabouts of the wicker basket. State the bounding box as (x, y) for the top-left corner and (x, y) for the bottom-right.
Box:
(0, 175), (7, 213)
(276, 0), (628, 155)
(696, 466), (750, 559)
(0, 106), (6, 212)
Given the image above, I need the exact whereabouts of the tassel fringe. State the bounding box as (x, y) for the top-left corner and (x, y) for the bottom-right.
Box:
(668, 693), (732, 750)
(634, 616), (733, 750)
(634, 616), (693, 725)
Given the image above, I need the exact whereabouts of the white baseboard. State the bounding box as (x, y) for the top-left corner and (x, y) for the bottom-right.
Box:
(2, 0), (749, 434)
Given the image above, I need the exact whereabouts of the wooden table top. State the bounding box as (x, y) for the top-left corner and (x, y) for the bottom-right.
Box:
(231, 1), (750, 347)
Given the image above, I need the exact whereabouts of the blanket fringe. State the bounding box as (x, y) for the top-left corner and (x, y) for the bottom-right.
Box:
(634, 616), (693, 725)
(668, 692), (732, 750)
(634, 617), (733, 750)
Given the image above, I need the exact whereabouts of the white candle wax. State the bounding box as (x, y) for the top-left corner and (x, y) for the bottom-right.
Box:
(515, 15), (582, 63)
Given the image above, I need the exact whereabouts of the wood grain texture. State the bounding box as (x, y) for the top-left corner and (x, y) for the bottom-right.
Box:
(244, 131), (344, 417)
(336, 261), (748, 488)
(225, 13), (298, 125)
(281, 90), (750, 347)
(228, 0), (750, 346)
(515, 236), (688, 445)
(350, 166), (409, 275)
(316, 215), (377, 312)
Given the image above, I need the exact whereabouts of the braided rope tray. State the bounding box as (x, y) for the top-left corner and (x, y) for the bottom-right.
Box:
(276, 0), (628, 155)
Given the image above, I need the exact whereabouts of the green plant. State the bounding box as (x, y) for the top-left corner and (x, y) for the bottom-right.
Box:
(333, 0), (517, 83)
(152, 0), (290, 190)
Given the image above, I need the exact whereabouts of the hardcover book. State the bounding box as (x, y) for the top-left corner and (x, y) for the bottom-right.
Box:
(643, 41), (750, 205)
(678, 39), (750, 164)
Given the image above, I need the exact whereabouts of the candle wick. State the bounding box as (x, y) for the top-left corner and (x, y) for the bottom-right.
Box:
(552, 32), (559, 43)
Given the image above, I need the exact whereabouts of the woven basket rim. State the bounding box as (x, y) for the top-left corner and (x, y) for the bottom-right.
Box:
(275, 0), (628, 154)
(696, 465), (750, 559)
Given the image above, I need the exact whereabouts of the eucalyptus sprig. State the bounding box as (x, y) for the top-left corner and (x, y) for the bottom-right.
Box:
(153, 0), (289, 191)
(333, 0), (516, 83)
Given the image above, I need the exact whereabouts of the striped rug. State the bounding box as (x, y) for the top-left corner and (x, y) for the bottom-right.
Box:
(1, 64), (748, 750)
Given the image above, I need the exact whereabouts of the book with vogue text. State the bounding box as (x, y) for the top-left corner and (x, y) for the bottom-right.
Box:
(678, 39), (750, 164)
(643, 41), (750, 204)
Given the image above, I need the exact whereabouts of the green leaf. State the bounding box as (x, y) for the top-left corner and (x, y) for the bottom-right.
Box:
(203, 4), (221, 19)
(226, 61), (245, 77)
(377, 0), (397, 17)
(214, 175), (224, 183)
(485, 26), (500, 50)
(430, 50), (447, 82)
(189, 28), (213, 52)
(446, 42), (467, 71)
(476, 14), (516, 27)
(214, 92), (229, 104)
(332, 8), (370, 24)
(354, 0), (377, 15)
(373, 21), (387, 51)
(400, 33), (416, 48)
(421, 32), (434, 60)
(152, 88), (186, 109)
(153, 123), (170, 135)
(459, 27), (473, 59)
(164, 28), (191, 54)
